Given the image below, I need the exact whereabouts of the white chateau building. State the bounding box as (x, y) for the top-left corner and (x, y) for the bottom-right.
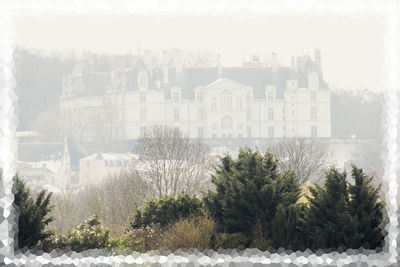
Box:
(59, 49), (330, 154)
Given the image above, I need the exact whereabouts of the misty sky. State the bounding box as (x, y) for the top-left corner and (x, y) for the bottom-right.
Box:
(14, 14), (385, 91)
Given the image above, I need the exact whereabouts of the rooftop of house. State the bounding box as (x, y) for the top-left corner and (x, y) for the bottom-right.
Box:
(65, 53), (328, 100)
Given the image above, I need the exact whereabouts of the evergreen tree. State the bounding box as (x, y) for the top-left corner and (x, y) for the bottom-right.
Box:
(204, 148), (301, 240)
(12, 175), (54, 249)
(129, 192), (204, 229)
(305, 168), (354, 250)
(347, 165), (384, 249)
(305, 166), (384, 251)
(271, 203), (307, 251)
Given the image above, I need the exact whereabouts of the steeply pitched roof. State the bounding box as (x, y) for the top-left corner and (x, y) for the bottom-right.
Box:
(180, 66), (301, 100)
(126, 58), (160, 91)
(84, 72), (110, 96)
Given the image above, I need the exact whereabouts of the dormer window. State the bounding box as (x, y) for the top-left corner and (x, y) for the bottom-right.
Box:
(138, 71), (148, 91)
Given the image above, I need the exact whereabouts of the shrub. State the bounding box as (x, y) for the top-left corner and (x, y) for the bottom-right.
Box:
(154, 216), (215, 251)
(119, 225), (163, 253)
(212, 232), (249, 250)
(129, 192), (204, 230)
(249, 238), (273, 251)
(40, 215), (113, 252)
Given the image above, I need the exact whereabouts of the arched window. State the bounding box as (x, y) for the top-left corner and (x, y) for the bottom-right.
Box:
(221, 91), (232, 110)
(221, 116), (232, 129)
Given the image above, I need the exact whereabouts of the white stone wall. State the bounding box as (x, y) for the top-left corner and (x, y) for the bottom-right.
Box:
(60, 74), (331, 143)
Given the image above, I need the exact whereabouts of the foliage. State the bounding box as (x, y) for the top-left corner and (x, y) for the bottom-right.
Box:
(204, 148), (301, 241)
(212, 232), (249, 250)
(271, 203), (308, 251)
(331, 89), (383, 139)
(40, 215), (113, 252)
(249, 238), (273, 251)
(305, 168), (353, 250)
(118, 225), (163, 253)
(12, 175), (54, 249)
(153, 216), (215, 251)
(305, 166), (385, 250)
(347, 165), (385, 249)
(129, 192), (204, 230)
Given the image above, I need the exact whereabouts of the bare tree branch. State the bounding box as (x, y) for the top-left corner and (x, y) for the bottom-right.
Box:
(267, 138), (331, 183)
(133, 125), (213, 197)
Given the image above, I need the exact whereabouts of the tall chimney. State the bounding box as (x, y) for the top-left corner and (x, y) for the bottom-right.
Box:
(314, 47), (322, 77)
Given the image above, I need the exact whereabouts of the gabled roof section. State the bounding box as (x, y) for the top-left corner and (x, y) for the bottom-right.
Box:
(126, 57), (160, 91)
(206, 78), (249, 91)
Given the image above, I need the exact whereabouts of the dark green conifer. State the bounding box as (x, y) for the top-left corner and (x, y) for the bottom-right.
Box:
(347, 165), (384, 249)
(204, 148), (301, 240)
(12, 175), (53, 249)
(305, 168), (353, 250)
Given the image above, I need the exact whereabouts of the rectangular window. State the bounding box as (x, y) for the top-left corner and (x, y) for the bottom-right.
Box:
(236, 98), (242, 109)
(140, 92), (146, 103)
(140, 127), (147, 137)
(211, 98), (217, 110)
(173, 108), (180, 122)
(221, 93), (232, 110)
(311, 91), (317, 102)
(311, 107), (317, 120)
(140, 107), (146, 121)
(268, 108), (274, 120)
(197, 108), (203, 121)
(197, 127), (203, 138)
(211, 123), (217, 130)
(311, 126), (317, 137)
(268, 126), (274, 138)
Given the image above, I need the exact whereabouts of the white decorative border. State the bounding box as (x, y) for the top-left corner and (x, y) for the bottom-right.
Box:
(0, 0), (399, 266)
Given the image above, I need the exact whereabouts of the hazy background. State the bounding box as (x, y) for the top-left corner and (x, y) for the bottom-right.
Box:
(14, 14), (384, 92)
(10, 12), (391, 232)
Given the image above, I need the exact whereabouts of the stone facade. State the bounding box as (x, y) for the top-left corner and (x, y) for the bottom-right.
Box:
(59, 49), (330, 153)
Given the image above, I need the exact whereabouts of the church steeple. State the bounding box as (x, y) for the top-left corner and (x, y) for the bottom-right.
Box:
(60, 135), (71, 174)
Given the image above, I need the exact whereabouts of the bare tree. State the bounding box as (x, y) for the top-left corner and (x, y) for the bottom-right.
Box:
(48, 168), (150, 233)
(267, 138), (331, 183)
(99, 166), (151, 228)
(133, 125), (214, 197)
(350, 140), (384, 187)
